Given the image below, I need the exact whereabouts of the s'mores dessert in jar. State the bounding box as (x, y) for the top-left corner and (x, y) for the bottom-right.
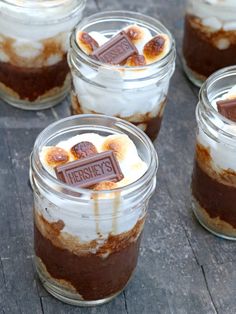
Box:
(192, 66), (236, 239)
(68, 11), (176, 141)
(0, 0), (86, 110)
(183, 0), (236, 87)
(30, 114), (158, 305)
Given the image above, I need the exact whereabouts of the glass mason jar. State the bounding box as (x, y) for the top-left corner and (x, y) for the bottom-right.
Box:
(68, 11), (176, 141)
(183, 0), (236, 87)
(192, 66), (236, 240)
(0, 0), (86, 110)
(30, 114), (158, 306)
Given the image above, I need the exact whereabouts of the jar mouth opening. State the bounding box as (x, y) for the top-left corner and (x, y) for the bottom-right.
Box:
(31, 114), (158, 199)
(199, 65), (236, 139)
(70, 10), (175, 72)
(0, 0), (86, 24)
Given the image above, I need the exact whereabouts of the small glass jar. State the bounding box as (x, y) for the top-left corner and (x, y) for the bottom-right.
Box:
(68, 11), (176, 141)
(0, 0), (86, 110)
(30, 114), (158, 306)
(182, 0), (236, 87)
(192, 66), (236, 240)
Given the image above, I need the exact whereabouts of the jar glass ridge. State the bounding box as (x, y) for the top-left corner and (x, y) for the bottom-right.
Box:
(31, 114), (158, 306)
(0, 0), (86, 110)
(192, 66), (236, 239)
(68, 11), (176, 141)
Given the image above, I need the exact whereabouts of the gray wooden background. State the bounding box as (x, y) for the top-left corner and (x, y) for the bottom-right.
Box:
(0, 0), (235, 313)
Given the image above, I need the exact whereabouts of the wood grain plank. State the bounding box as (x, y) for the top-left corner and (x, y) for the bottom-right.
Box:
(2, 256), (43, 314)
(0, 128), (25, 241)
(41, 293), (127, 314)
(0, 0), (234, 313)
(203, 262), (236, 314)
(0, 259), (21, 314)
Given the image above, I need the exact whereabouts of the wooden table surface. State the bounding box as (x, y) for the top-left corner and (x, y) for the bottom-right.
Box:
(1, 0), (236, 313)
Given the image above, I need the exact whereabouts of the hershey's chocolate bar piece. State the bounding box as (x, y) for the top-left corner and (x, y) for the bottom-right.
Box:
(217, 98), (236, 122)
(91, 31), (138, 65)
(55, 150), (124, 188)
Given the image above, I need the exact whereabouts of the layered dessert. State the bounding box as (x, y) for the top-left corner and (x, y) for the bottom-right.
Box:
(34, 132), (148, 301)
(69, 13), (175, 141)
(192, 85), (236, 238)
(183, 0), (236, 84)
(0, 0), (85, 109)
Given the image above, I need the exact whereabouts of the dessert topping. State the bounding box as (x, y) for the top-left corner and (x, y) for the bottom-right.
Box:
(217, 97), (236, 122)
(71, 141), (98, 159)
(143, 34), (170, 64)
(55, 150), (124, 188)
(91, 31), (138, 65)
(77, 31), (99, 55)
(125, 54), (146, 66)
(44, 147), (69, 167)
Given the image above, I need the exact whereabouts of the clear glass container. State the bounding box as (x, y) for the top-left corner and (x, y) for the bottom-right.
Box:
(182, 0), (236, 87)
(30, 114), (158, 306)
(192, 66), (236, 239)
(0, 0), (86, 110)
(68, 11), (176, 141)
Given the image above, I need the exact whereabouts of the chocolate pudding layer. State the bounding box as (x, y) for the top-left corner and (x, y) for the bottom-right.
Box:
(71, 93), (166, 141)
(0, 55), (69, 101)
(192, 143), (236, 236)
(183, 15), (236, 78)
(34, 212), (144, 301)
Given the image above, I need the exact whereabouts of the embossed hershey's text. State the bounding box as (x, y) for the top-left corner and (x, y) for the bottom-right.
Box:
(65, 158), (113, 185)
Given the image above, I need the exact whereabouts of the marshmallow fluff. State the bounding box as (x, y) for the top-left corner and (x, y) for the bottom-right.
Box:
(35, 133), (148, 243)
(0, 0), (85, 66)
(198, 85), (236, 172)
(189, 0), (236, 31)
(72, 24), (173, 119)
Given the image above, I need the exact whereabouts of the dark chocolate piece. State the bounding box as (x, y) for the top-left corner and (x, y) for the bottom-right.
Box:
(91, 31), (138, 65)
(217, 98), (236, 122)
(55, 150), (124, 188)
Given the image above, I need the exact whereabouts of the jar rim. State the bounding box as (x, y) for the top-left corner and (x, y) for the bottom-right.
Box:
(0, 0), (86, 24)
(31, 114), (158, 200)
(70, 10), (176, 73)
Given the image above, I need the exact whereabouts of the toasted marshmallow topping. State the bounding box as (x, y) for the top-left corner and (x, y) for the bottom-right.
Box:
(198, 85), (236, 173)
(76, 24), (170, 66)
(76, 31), (99, 55)
(40, 133), (148, 190)
(143, 34), (170, 65)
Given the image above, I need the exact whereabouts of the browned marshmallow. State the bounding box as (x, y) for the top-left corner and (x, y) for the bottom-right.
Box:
(93, 181), (118, 191)
(43, 147), (69, 167)
(125, 25), (146, 45)
(125, 54), (147, 66)
(143, 34), (170, 64)
(76, 31), (99, 55)
(71, 141), (98, 159)
(102, 134), (135, 162)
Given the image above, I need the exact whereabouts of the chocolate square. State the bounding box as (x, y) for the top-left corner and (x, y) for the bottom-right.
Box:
(91, 31), (138, 65)
(55, 150), (124, 188)
(217, 98), (236, 122)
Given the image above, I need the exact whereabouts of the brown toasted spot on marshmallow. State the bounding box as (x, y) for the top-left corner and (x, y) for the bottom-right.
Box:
(76, 31), (99, 55)
(125, 25), (144, 44)
(93, 181), (117, 191)
(71, 141), (98, 159)
(102, 135), (132, 162)
(125, 54), (146, 66)
(45, 147), (69, 167)
(143, 34), (170, 64)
